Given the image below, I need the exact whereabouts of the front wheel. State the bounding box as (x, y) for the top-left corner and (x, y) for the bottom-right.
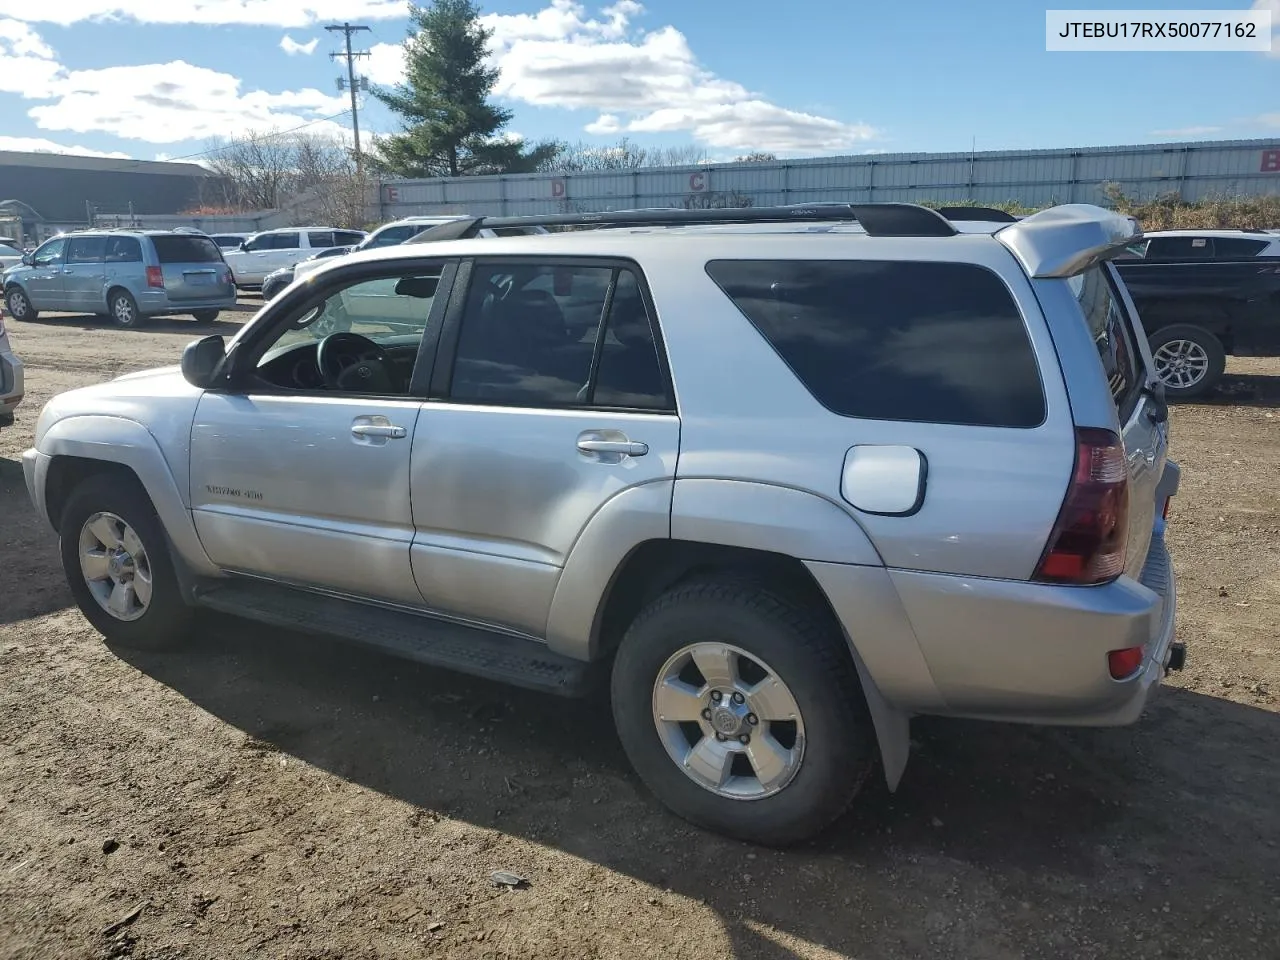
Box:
(59, 473), (192, 650)
(108, 289), (144, 328)
(1148, 324), (1226, 400)
(5, 286), (37, 321)
(191, 309), (220, 323)
(611, 579), (875, 846)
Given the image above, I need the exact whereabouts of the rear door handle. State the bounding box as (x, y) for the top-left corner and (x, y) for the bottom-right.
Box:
(577, 438), (648, 457)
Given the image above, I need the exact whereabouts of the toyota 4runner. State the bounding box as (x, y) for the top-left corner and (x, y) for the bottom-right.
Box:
(22, 203), (1183, 846)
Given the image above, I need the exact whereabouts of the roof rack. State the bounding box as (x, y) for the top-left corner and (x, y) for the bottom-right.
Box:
(404, 203), (960, 243)
(935, 206), (1018, 223)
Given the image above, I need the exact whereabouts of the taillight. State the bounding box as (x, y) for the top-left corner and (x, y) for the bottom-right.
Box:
(1107, 646), (1144, 680)
(1034, 427), (1129, 585)
(146, 266), (164, 288)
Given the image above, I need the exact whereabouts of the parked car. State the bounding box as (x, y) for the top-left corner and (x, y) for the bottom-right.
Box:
(0, 242), (23, 270)
(3, 230), (236, 328)
(1113, 229), (1280, 398)
(260, 246), (354, 301)
(0, 309), (23, 428)
(208, 233), (250, 251)
(222, 228), (367, 288)
(22, 202), (1181, 846)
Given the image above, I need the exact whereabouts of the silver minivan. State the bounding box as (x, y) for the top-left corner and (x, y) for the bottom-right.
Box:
(2, 230), (237, 328)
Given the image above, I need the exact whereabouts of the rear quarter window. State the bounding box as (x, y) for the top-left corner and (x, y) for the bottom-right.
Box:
(152, 235), (222, 264)
(705, 259), (1046, 428)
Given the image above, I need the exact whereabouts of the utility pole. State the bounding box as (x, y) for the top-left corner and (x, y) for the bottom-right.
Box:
(327, 22), (371, 174)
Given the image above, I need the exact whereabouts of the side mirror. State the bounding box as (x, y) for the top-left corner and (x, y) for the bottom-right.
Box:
(181, 335), (226, 389)
(238, 242), (249, 252)
(21, 253), (33, 266)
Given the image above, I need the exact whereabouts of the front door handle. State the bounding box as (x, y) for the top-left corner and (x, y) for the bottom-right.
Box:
(577, 438), (648, 457)
(352, 423), (407, 439)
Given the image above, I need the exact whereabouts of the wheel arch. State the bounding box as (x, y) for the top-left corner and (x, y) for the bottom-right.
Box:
(37, 416), (219, 578)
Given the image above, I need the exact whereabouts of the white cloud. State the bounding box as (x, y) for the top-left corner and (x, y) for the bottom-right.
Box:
(1253, 0), (1279, 55)
(0, 1), (405, 28)
(368, 1), (878, 154)
(0, 134), (129, 158)
(1149, 125), (1224, 138)
(0, 21), (350, 146)
(280, 34), (319, 56)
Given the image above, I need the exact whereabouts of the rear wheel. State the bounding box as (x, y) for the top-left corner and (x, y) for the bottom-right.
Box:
(5, 286), (36, 321)
(59, 473), (191, 650)
(108, 288), (144, 328)
(1148, 323), (1225, 400)
(192, 309), (219, 323)
(611, 579), (875, 846)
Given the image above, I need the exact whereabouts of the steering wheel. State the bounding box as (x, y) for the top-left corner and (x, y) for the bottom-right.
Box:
(316, 332), (395, 392)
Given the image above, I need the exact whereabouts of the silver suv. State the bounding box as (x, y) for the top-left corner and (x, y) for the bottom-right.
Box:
(21, 203), (1182, 845)
(0, 311), (23, 429)
(3, 230), (236, 327)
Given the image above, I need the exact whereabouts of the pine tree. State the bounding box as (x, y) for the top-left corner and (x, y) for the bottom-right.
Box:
(372, 0), (559, 178)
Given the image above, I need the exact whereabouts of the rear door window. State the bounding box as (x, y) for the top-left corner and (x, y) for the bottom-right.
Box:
(307, 231), (336, 248)
(152, 235), (222, 263)
(66, 236), (107, 263)
(1068, 267), (1142, 421)
(1211, 237), (1268, 258)
(105, 237), (143, 262)
(705, 259), (1046, 428)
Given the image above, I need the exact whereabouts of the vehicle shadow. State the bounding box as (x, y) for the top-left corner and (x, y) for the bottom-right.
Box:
(112, 619), (1280, 958)
(1179, 371), (1280, 409)
(0, 457), (72, 624)
(14, 309), (253, 333)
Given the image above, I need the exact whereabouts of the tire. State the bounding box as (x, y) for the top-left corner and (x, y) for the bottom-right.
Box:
(5, 286), (37, 321)
(107, 288), (144, 328)
(1148, 323), (1226, 400)
(59, 473), (192, 650)
(261, 280), (285, 302)
(611, 579), (875, 846)
(191, 309), (220, 323)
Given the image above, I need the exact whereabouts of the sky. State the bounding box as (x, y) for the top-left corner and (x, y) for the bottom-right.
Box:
(0, 0), (1276, 164)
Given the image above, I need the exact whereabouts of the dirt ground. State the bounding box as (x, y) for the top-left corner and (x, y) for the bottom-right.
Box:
(1, 303), (1277, 960)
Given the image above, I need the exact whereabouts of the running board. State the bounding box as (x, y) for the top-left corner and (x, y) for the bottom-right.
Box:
(193, 580), (593, 697)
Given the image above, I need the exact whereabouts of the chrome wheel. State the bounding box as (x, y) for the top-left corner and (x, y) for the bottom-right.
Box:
(112, 295), (135, 325)
(652, 642), (805, 800)
(1152, 339), (1210, 390)
(78, 512), (152, 622)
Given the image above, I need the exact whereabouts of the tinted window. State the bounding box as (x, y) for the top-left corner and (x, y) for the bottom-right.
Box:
(453, 261), (660, 407)
(152, 235), (222, 263)
(308, 231), (335, 248)
(66, 236), (107, 263)
(271, 233), (301, 250)
(1212, 237), (1268, 258)
(590, 270), (670, 409)
(706, 260), (1045, 428)
(1144, 237), (1214, 259)
(32, 238), (66, 266)
(335, 230), (366, 246)
(367, 225), (420, 249)
(105, 236), (143, 263)
(212, 236), (243, 249)
(1069, 267), (1142, 420)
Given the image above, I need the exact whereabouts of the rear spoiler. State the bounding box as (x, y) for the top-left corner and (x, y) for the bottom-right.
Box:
(995, 204), (1141, 279)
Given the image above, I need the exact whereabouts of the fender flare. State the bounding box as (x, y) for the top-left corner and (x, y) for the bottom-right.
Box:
(38, 415), (219, 576)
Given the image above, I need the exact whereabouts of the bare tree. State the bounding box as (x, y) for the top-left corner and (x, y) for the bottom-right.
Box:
(733, 152), (777, 163)
(538, 138), (710, 173)
(200, 131), (370, 227)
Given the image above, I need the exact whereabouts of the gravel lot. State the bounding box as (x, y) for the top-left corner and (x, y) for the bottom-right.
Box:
(1, 302), (1277, 960)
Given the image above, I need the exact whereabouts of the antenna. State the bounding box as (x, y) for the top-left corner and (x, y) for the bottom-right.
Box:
(327, 22), (372, 175)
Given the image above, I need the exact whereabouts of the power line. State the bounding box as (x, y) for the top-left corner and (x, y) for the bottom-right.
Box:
(327, 22), (372, 175)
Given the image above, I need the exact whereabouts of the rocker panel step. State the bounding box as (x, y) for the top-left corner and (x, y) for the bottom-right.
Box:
(195, 580), (592, 697)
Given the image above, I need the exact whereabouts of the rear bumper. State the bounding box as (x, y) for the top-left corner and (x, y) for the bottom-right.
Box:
(136, 288), (237, 314)
(887, 526), (1178, 726)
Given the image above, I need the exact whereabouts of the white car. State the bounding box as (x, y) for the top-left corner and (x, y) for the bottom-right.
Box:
(222, 227), (367, 288)
(0, 242), (24, 270)
(207, 233), (250, 252)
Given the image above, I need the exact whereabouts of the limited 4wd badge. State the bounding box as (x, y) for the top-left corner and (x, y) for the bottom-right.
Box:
(205, 484), (264, 501)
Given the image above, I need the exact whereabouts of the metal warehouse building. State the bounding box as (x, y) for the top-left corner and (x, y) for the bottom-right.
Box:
(0, 151), (215, 241)
(376, 138), (1280, 221)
